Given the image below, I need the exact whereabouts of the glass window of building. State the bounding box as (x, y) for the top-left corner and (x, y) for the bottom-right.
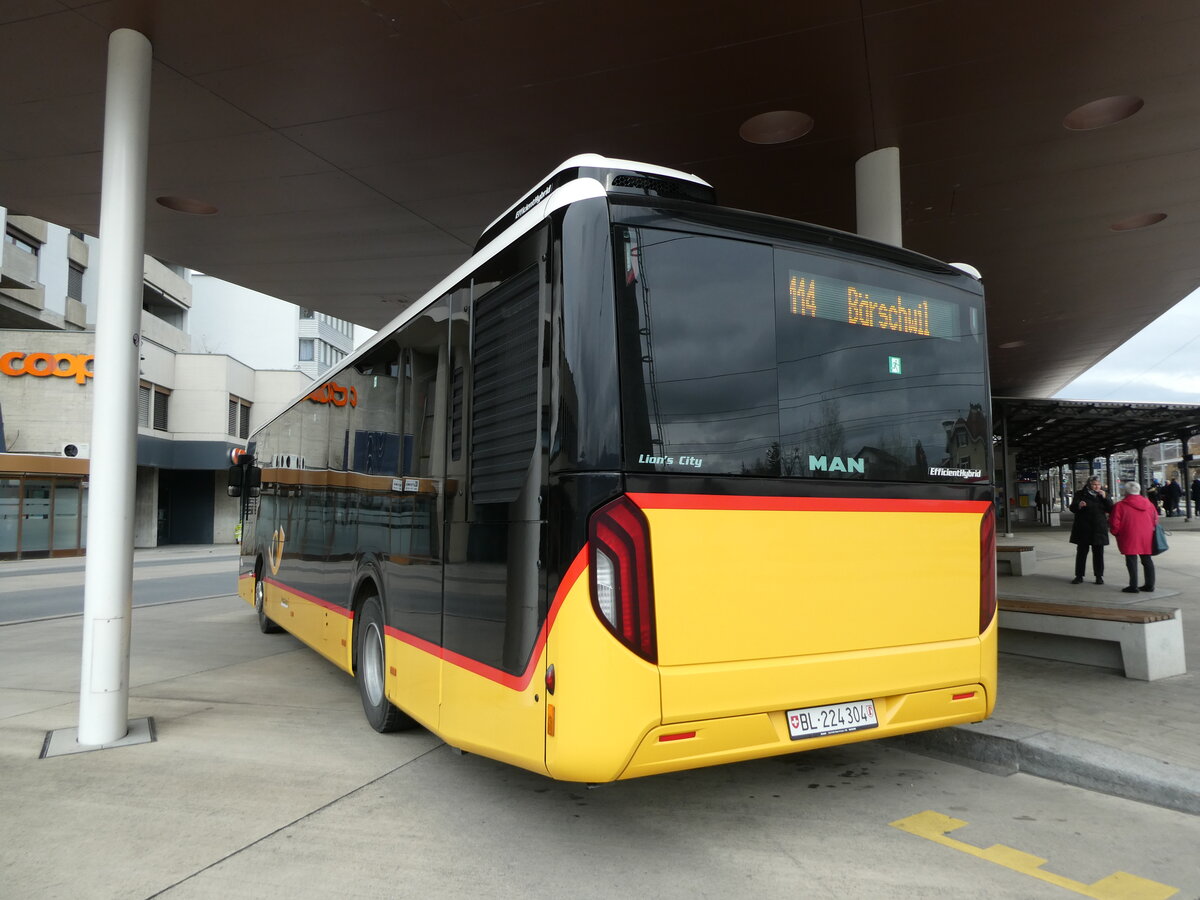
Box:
(67, 262), (85, 301)
(138, 383), (151, 427)
(153, 387), (170, 431)
(4, 227), (39, 255)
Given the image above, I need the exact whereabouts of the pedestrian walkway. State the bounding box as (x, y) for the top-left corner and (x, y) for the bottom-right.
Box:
(899, 513), (1200, 815)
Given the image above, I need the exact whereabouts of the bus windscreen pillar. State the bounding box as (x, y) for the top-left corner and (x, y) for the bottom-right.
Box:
(77, 27), (152, 748)
(856, 147), (902, 248)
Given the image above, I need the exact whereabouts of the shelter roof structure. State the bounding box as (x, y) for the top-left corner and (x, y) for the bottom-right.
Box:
(995, 397), (1200, 468)
(3, 3), (1200, 397)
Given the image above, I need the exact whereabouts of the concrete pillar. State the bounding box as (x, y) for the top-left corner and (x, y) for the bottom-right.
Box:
(134, 466), (158, 548)
(855, 147), (902, 247)
(999, 405), (1015, 537)
(77, 28), (152, 747)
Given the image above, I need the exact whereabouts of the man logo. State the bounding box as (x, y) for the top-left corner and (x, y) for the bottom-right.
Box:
(809, 455), (866, 474)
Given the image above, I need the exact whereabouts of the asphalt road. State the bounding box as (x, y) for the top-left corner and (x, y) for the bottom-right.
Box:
(0, 549), (239, 624)
(2, 551), (1197, 897)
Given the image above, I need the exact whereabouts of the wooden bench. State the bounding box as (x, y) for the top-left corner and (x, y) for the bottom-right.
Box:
(996, 545), (1037, 575)
(998, 598), (1186, 681)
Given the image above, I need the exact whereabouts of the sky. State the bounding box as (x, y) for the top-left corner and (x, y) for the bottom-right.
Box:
(1054, 287), (1200, 404)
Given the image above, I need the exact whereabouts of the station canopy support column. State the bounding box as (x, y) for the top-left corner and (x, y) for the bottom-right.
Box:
(76, 27), (153, 749)
(855, 147), (902, 248)
(1134, 443), (1148, 491)
(1180, 430), (1192, 521)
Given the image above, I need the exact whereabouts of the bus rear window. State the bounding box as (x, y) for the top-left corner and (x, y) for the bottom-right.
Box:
(615, 226), (989, 483)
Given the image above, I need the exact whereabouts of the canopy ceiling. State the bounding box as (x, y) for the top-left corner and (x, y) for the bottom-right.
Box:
(3, 1), (1200, 397)
(996, 397), (1200, 469)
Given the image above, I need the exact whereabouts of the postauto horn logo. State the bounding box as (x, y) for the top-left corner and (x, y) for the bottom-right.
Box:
(0, 351), (94, 385)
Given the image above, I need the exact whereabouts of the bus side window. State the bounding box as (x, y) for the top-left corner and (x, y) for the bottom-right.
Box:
(380, 298), (449, 646)
(443, 230), (547, 676)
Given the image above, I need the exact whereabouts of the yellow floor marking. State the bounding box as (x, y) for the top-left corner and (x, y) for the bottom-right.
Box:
(890, 811), (1178, 900)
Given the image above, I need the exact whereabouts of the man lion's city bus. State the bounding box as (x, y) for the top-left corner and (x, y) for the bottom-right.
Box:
(233, 154), (995, 782)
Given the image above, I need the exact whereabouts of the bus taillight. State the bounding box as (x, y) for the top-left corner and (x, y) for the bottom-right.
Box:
(589, 495), (657, 663)
(980, 507), (997, 633)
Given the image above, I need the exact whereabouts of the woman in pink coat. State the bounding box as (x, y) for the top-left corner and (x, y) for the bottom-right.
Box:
(1109, 482), (1158, 593)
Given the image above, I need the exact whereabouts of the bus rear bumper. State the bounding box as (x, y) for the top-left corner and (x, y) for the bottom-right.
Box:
(618, 683), (989, 780)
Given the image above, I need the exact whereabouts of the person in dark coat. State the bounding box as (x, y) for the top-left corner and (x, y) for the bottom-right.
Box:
(1192, 477), (1200, 511)
(1109, 482), (1157, 593)
(1068, 476), (1113, 583)
(1163, 478), (1183, 517)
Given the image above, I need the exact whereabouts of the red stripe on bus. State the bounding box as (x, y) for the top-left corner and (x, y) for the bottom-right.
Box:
(626, 493), (991, 514)
(382, 545), (590, 691)
(262, 578), (354, 618)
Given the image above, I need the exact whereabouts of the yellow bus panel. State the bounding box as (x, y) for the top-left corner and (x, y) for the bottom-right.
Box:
(545, 561), (662, 783)
(642, 502), (985, 667)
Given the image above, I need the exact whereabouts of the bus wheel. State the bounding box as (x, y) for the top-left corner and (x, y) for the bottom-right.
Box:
(255, 576), (282, 634)
(355, 594), (416, 733)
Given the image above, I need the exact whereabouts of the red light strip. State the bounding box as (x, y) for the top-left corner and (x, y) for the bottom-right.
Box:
(627, 493), (991, 514)
(658, 731), (697, 742)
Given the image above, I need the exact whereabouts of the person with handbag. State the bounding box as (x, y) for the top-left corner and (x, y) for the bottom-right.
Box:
(1068, 476), (1113, 584)
(1109, 481), (1157, 593)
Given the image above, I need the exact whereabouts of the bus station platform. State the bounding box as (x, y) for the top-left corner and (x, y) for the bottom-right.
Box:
(897, 515), (1200, 815)
(0, 519), (1198, 896)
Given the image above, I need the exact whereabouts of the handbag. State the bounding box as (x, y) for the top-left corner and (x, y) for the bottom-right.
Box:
(1152, 522), (1169, 556)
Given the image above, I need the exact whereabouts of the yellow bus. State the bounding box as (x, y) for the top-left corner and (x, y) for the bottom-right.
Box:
(233, 154), (996, 782)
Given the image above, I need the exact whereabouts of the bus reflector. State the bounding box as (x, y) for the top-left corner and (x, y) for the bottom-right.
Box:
(952, 692), (976, 701)
(589, 495), (657, 663)
(980, 508), (997, 633)
(547, 703), (555, 736)
(659, 731), (696, 742)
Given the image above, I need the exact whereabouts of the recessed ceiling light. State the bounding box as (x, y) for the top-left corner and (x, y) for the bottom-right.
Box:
(1110, 212), (1167, 231)
(739, 110), (815, 145)
(1063, 95), (1143, 131)
(156, 195), (218, 215)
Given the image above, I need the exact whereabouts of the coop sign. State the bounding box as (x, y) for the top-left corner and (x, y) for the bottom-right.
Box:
(0, 351), (94, 384)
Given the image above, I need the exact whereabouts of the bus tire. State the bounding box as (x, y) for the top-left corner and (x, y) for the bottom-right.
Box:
(255, 574), (282, 634)
(355, 594), (416, 733)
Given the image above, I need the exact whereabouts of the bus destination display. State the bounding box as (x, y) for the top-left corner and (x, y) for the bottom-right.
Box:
(788, 271), (959, 340)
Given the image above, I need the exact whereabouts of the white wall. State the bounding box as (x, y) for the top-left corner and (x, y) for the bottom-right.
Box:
(39, 223), (70, 318)
(188, 275), (301, 371)
(250, 369), (314, 433)
(0, 330), (95, 454)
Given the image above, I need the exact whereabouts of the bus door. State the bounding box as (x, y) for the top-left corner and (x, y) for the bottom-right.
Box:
(373, 299), (450, 728)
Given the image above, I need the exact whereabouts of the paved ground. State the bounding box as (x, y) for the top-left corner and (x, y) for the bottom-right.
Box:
(0, 517), (1197, 897)
(898, 513), (1200, 815)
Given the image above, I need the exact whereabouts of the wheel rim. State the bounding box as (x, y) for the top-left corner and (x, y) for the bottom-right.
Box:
(363, 621), (385, 706)
(255, 578), (265, 614)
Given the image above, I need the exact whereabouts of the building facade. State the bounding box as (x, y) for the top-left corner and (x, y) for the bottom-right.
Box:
(187, 274), (357, 380)
(1, 208), (353, 559)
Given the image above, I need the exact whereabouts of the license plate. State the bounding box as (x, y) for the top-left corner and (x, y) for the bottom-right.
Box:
(786, 699), (878, 740)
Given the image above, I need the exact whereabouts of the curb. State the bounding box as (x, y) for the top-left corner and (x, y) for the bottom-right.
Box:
(891, 718), (1200, 816)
